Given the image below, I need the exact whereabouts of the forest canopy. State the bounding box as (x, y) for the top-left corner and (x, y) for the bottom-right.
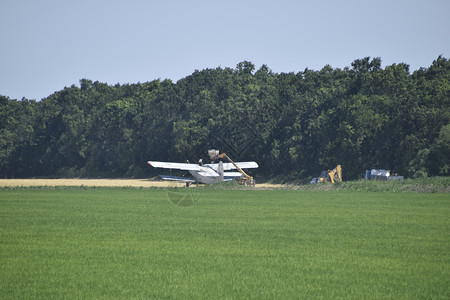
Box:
(1, 56), (449, 180)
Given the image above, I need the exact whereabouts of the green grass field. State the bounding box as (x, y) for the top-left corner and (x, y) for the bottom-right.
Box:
(1, 188), (449, 298)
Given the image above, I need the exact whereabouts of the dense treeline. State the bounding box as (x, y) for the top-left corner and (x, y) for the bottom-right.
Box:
(1, 57), (449, 180)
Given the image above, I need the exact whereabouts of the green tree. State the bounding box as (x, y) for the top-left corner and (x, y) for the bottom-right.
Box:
(427, 124), (450, 176)
(0, 96), (36, 177)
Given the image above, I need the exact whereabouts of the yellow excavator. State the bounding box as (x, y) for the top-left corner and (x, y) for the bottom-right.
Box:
(218, 153), (256, 186)
(318, 165), (342, 183)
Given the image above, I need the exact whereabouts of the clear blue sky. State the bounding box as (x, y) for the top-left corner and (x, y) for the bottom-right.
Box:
(1, 0), (449, 101)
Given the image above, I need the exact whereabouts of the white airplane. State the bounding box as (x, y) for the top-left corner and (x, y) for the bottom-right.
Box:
(147, 151), (258, 186)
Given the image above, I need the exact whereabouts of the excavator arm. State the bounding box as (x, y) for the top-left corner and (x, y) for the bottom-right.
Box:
(218, 153), (256, 186)
(319, 165), (342, 183)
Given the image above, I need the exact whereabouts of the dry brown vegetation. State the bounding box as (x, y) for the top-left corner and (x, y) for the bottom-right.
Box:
(2, 178), (448, 193)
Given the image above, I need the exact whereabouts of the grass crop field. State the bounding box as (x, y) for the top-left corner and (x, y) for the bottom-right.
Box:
(1, 187), (449, 298)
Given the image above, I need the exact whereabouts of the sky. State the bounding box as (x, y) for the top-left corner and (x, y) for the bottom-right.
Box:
(1, 0), (449, 101)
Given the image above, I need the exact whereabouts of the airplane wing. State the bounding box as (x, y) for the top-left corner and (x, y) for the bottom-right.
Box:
(231, 162), (259, 169)
(206, 161), (259, 171)
(159, 175), (197, 182)
(223, 172), (243, 177)
(147, 161), (202, 171)
(197, 171), (220, 177)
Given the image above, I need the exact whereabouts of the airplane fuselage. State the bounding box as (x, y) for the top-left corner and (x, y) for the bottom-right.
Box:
(189, 161), (224, 184)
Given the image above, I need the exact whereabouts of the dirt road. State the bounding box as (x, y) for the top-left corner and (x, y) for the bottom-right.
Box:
(0, 179), (287, 189)
(0, 179), (185, 188)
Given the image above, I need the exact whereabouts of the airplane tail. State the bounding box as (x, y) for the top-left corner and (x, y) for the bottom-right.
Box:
(218, 161), (224, 181)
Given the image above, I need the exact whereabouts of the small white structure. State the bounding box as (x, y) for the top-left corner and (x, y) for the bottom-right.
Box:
(365, 169), (403, 181)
